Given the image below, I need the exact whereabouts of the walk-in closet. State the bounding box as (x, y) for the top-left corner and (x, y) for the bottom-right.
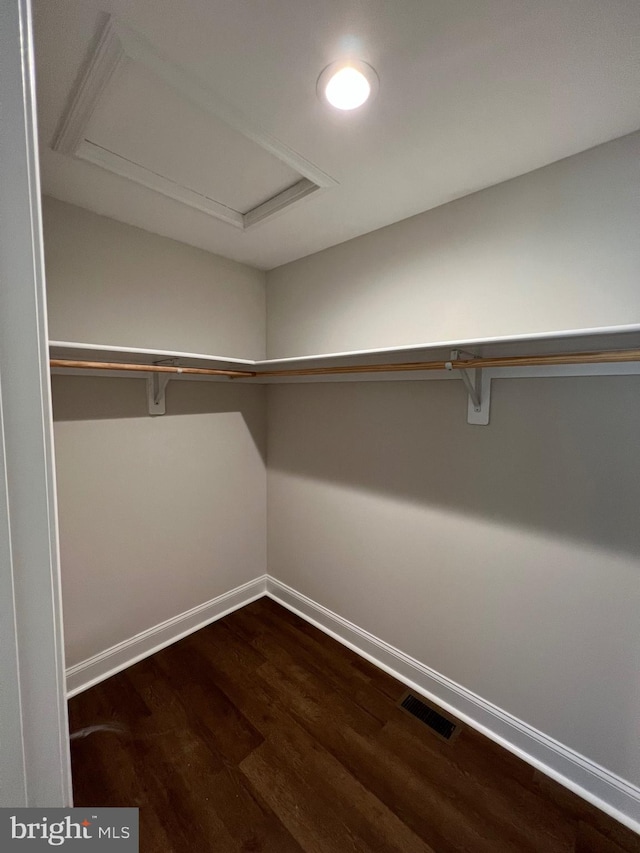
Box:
(2, 0), (640, 850)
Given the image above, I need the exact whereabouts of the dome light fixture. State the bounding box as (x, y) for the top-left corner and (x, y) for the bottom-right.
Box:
(317, 59), (379, 111)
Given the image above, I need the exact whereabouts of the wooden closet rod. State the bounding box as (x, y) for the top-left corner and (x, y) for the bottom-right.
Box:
(253, 348), (640, 378)
(49, 359), (256, 378)
(50, 348), (640, 380)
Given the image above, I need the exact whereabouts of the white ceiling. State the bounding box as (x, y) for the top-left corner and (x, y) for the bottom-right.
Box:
(33, 0), (640, 270)
(83, 59), (303, 214)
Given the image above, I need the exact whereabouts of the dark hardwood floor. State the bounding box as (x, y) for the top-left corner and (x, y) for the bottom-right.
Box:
(69, 598), (640, 852)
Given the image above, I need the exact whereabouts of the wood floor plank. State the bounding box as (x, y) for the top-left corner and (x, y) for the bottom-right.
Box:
(376, 717), (574, 852)
(70, 671), (229, 852)
(124, 657), (302, 852)
(205, 764), (306, 853)
(240, 744), (365, 853)
(532, 772), (640, 853)
(68, 600), (639, 852)
(236, 599), (378, 695)
(252, 658), (527, 852)
(242, 608), (394, 724)
(239, 703), (436, 852)
(575, 821), (638, 853)
(152, 642), (265, 766)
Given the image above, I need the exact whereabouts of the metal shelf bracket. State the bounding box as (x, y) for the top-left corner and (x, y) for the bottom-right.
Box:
(147, 359), (180, 415)
(445, 350), (492, 425)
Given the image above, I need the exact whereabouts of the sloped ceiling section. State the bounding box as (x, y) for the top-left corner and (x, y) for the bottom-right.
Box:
(35, 0), (640, 269)
(52, 16), (337, 230)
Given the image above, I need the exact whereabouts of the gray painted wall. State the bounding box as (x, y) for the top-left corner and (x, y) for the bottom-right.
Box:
(53, 376), (266, 666)
(265, 133), (640, 788)
(43, 196), (266, 359)
(267, 377), (640, 784)
(44, 201), (267, 667)
(267, 131), (640, 358)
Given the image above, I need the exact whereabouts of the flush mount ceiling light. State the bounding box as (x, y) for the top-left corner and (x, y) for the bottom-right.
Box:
(317, 59), (379, 111)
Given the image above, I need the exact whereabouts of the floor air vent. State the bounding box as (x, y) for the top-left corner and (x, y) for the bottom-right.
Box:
(398, 691), (461, 742)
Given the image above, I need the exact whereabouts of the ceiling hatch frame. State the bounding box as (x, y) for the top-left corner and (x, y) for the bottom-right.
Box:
(52, 15), (337, 230)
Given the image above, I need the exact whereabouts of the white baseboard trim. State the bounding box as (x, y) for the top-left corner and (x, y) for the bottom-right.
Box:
(65, 575), (267, 698)
(266, 576), (640, 836)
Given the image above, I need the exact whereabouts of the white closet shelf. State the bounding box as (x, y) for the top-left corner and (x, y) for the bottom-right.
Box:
(257, 324), (640, 370)
(50, 326), (640, 422)
(51, 324), (640, 374)
(49, 341), (255, 373)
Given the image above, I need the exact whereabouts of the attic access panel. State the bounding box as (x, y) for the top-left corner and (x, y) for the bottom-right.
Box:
(53, 16), (336, 230)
